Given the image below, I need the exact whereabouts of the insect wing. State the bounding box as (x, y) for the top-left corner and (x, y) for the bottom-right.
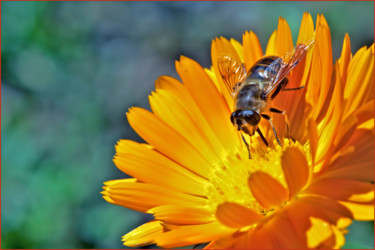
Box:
(218, 55), (247, 97)
(263, 40), (315, 96)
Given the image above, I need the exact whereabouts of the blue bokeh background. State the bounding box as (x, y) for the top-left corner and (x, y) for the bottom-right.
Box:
(2, 1), (374, 249)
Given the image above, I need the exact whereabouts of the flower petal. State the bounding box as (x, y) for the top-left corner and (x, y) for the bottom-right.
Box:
(323, 129), (374, 181)
(295, 12), (315, 91)
(353, 100), (374, 125)
(305, 178), (374, 202)
(248, 171), (288, 210)
(276, 17), (293, 55)
(338, 33), (352, 85)
(230, 38), (244, 62)
(104, 181), (207, 212)
(297, 12), (315, 45)
(314, 63), (344, 165)
(281, 147), (311, 198)
(176, 56), (241, 151)
(344, 44), (374, 116)
(114, 140), (209, 196)
(308, 118), (319, 164)
(127, 107), (212, 178)
(298, 196), (353, 223)
(231, 227), (274, 249)
(148, 204), (214, 225)
(265, 30), (277, 55)
(154, 76), (229, 155)
(242, 30), (263, 72)
(154, 221), (235, 248)
(215, 202), (263, 228)
(267, 213), (306, 248)
(339, 201), (374, 220)
(285, 196), (352, 248)
(149, 89), (220, 161)
(306, 217), (336, 248)
(307, 14), (333, 122)
(122, 221), (163, 247)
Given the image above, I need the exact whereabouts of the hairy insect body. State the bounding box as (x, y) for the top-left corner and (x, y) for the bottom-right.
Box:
(235, 81), (268, 109)
(218, 40), (314, 158)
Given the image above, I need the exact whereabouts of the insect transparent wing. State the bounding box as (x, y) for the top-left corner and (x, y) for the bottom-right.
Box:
(264, 39), (315, 96)
(218, 55), (247, 97)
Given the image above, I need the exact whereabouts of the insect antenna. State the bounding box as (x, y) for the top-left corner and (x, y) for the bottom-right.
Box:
(282, 85), (305, 91)
(256, 128), (269, 147)
(240, 132), (251, 159)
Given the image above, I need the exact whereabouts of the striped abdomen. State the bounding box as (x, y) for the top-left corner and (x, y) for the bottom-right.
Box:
(247, 56), (280, 80)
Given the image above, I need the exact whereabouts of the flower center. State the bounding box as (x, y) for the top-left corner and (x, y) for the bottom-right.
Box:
(206, 138), (308, 216)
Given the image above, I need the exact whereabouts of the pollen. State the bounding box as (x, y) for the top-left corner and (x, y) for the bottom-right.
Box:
(206, 138), (309, 216)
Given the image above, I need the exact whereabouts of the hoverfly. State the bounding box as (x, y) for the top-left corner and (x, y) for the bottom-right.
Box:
(218, 40), (314, 158)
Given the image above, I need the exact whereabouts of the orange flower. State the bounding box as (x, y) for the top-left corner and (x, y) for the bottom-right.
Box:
(102, 12), (374, 248)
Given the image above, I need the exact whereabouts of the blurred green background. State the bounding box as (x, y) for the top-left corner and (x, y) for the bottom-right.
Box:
(1, 1), (374, 249)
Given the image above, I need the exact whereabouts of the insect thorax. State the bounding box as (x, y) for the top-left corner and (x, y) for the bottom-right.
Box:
(234, 81), (268, 112)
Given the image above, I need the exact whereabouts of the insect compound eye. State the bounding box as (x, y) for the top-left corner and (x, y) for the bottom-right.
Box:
(230, 112), (236, 125)
(242, 110), (261, 126)
(230, 110), (243, 125)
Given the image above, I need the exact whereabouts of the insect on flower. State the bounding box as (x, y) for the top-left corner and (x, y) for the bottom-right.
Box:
(218, 40), (315, 158)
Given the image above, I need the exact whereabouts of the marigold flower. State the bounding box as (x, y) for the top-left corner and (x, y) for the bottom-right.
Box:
(102, 12), (374, 248)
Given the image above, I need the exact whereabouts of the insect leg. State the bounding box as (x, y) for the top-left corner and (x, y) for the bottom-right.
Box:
(270, 78), (288, 100)
(270, 107), (290, 135)
(240, 132), (251, 159)
(282, 85), (304, 91)
(261, 114), (282, 146)
(256, 128), (269, 147)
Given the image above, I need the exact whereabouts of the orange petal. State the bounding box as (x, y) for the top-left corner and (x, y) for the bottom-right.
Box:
(305, 178), (374, 202)
(154, 221), (235, 248)
(327, 224), (346, 249)
(338, 33), (352, 85)
(122, 221), (163, 247)
(286, 196), (352, 248)
(339, 201), (374, 220)
(266, 213), (306, 248)
(104, 181), (207, 212)
(230, 38), (244, 62)
(242, 30), (263, 72)
(306, 217), (335, 248)
(149, 89), (220, 161)
(296, 12), (315, 88)
(297, 12), (315, 45)
(127, 107), (212, 178)
(148, 204), (214, 225)
(307, 118), (319, 164)
(315, 63), (343, 165)
(248, 171), (288, 210)
(114, 140), (209, 196)
(344, 45), (374, 115)
(175, 56), (240, 150)
(154, 76), (228, 155)
(281, 147), (311, 198)
(323, 129), (374, 182)
(299, 196), (353, 223)
(265, 30), (277, 55)
(231, 226), (274, 249)
(246, 227), (274, 249)
(307, 14), (333, 122)
(215, 202), (263, 228)
(333, 115), (358, 151)
(276, 17), (293, 56)
(353, 100), (374, 125)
